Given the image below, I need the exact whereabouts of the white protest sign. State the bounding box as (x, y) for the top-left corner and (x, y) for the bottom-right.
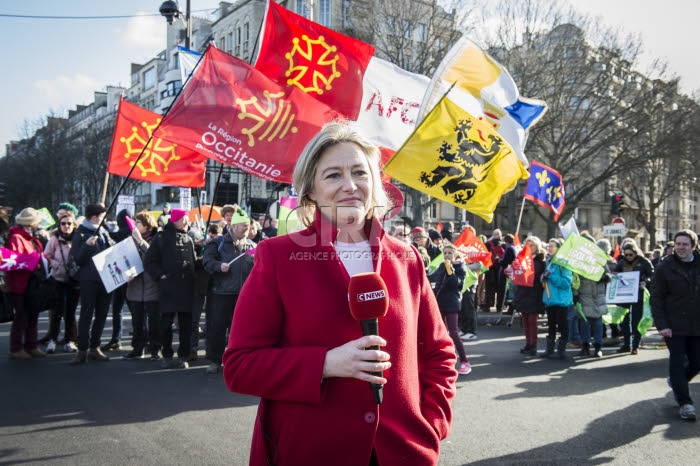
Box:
(605, 271), (640, 304)
(92, 238), (143, 293)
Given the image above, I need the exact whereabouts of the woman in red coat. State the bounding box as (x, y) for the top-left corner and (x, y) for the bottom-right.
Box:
(5, 207), (46, 359)
(223, 122), (457, 466)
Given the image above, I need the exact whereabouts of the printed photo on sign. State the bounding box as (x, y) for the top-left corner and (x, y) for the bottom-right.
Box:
(605, 271), (640, 304)
(91, 238), (144, 293)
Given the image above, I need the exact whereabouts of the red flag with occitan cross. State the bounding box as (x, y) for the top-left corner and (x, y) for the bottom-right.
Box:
(108, 98), (207, 188)
(154, 46), (339, 184)
(254, 0), (374, 120)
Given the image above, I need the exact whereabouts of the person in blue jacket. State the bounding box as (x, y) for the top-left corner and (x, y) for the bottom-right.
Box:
(540, 238), (574, 359)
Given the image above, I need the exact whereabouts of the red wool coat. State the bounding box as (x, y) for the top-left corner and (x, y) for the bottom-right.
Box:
(4, 225), (43, 294)
(223, 214), (458, 466)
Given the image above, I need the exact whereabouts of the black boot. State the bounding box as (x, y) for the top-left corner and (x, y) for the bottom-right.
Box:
(578, 342), (590, 357)
(593, 344), (603, 358)
(556, 338), (569, 359)
(541, 336), (555, 358)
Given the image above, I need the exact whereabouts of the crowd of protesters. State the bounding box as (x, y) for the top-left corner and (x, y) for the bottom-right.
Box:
(2, 202), (699, 420)
(0, 202), (272, 375)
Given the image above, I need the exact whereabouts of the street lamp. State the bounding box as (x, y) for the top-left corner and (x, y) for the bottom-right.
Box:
(159, 0), (191, 49)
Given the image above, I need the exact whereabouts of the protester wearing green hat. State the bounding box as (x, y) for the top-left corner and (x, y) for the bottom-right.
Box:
(202, 207), (255, 374)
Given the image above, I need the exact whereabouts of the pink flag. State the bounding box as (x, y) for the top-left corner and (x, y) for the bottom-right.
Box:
(0, 247), (41, 272)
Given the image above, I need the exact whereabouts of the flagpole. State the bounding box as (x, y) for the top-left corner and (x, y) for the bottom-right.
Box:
(100, 172), (110, 205)
(205, 163), (226, 229)
(95, 46), (212, 236)
(515, 195), (526, 238)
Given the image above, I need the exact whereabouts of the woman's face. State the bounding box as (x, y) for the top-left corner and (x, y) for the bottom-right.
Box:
(414, 236), (428, 247)
(59, 218), (74, 234)
(546, 241), (559, 255)
(308, 142), (372, 230)
(443, 248), (455, 262)
(135, 219), (148, 235)
(527, 241), (538, 254)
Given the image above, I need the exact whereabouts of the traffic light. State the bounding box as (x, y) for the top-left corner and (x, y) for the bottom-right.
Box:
(610, 194), (624, 215)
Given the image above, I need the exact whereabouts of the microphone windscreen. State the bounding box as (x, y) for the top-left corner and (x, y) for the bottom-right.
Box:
(348, 272), (389, 321)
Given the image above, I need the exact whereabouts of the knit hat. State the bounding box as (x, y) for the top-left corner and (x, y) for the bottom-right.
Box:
(230, 208), (250, 225)
(85, 203), (107, 218)
(169, 209), (188, 223)
(428, 229), (441, 241)
(57, 202), (79, 217)
(15, 207), (42, 226)
(411, 227), (428, 240)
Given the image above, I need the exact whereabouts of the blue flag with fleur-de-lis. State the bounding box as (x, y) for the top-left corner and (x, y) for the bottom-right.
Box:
(524, 160), (565, 220)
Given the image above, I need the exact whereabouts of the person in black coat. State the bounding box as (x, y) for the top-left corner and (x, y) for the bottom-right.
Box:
(651, 230), (700, 421)
(145, 209), (197, 369)
(202, 208), (255, 374)
(429, 243), (471, 375)
(615, 239), (654, 355)
(70, 203), (115, 364)
(511, 236), (546, 356)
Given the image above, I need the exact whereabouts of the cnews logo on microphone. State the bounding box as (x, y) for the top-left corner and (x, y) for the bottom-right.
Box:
(357, 290), (386, 302)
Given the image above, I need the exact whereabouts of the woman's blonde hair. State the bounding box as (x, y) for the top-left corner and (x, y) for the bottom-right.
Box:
(293, 121), (391, 227)
(442, 243), (463, 259)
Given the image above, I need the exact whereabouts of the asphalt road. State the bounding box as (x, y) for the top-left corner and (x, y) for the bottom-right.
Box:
(1, 312), (698, 465)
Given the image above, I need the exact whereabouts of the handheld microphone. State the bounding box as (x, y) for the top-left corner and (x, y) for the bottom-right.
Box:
(348, 272), (389, 404)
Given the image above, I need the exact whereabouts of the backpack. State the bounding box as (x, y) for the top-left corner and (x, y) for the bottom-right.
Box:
(571, 272), (581, 292)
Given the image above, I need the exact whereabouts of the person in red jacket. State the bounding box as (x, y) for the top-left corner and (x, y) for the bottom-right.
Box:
(223, 122), (458, 466)
(5, 207), (47, 359)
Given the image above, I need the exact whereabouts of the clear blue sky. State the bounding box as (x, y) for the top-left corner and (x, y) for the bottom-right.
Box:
(1, 0), (697, 155)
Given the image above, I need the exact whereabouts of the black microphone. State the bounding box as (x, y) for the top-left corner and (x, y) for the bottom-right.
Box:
(348, 272), (389, 404)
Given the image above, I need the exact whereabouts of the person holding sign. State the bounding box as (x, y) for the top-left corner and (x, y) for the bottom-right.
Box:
(614, 240), (654, 355)
(512, 236), (546, 357)
(651, 229), (700, 421)
(70, 204), (114, 365)
(541, 238), (574, 359)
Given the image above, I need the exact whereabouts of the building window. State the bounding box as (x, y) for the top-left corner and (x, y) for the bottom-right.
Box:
(319, 0), (331, 27)
(143, 68), (156, 91)
(160, 80), (182, 98)
(227, 32), (233, 54)
(235, 26), (241, 57)
(242, 22), (250, 58)
(416, 23), (427, 42)
(342, 0), (351, 28)
(296, 0), (312, 19)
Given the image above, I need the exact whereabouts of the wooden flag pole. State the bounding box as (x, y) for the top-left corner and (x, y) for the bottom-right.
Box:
(515, 195), (526, 239)
(100, 172), (110, 205)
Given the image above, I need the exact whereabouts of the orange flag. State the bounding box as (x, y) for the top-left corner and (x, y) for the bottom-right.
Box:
(453, 227), (492, 268)
(108, 98), (207, 187)
(254, 0), (374, 119)
(513, 232), (521, 247)
(510, 245), (534, 287)
(613, 243), (621, 259)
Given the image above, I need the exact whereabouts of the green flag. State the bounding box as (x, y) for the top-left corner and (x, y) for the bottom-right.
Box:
(550, 233), (607, 281)
(428, 253), (444, 275)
